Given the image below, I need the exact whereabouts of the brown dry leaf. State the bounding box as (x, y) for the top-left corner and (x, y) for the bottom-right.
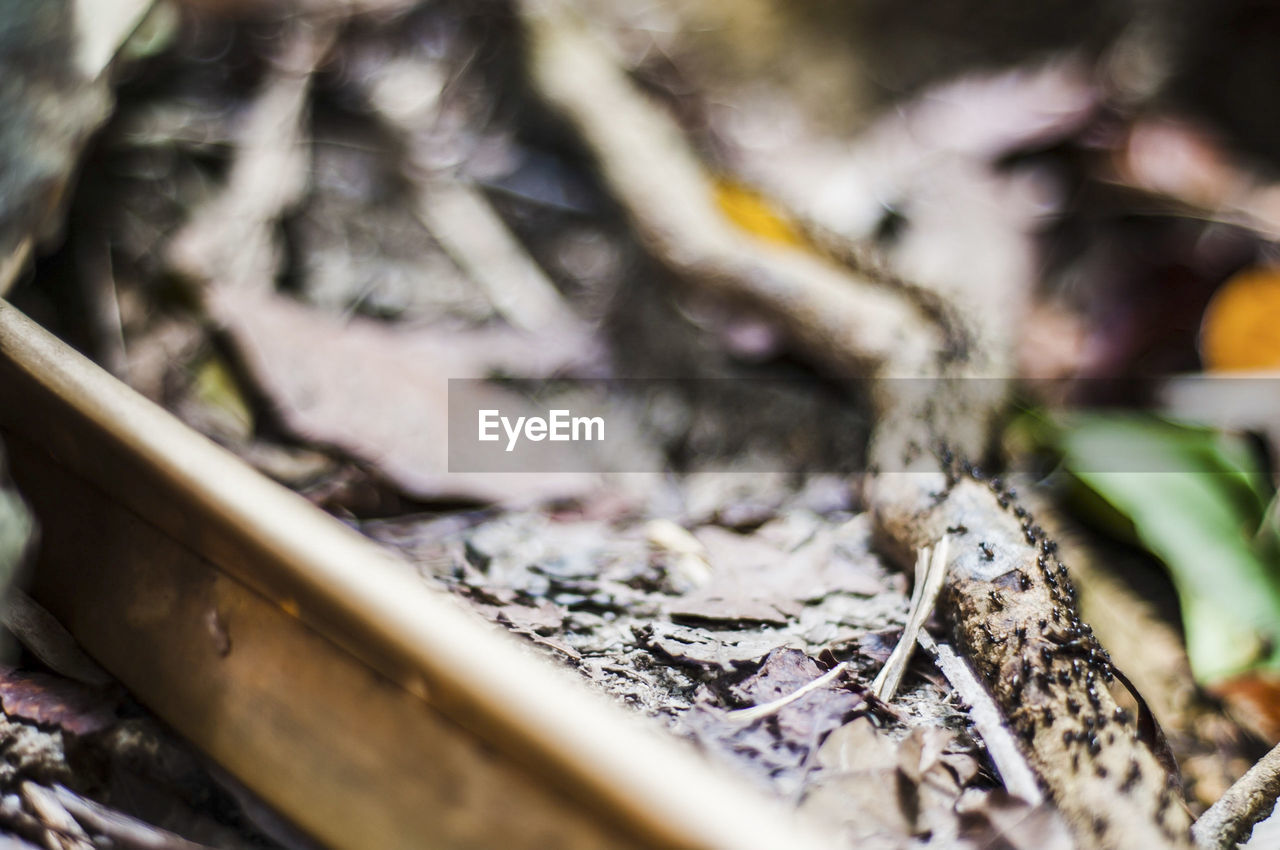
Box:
(1210, 674), (1280, 744)
(667, 526), (796, 624)
(645, 622), (797, 670)
(669, 518), (887, 625)
(955, 789), (1075, 850)
(803, 718), (920, 847)
(813, 715), (897, 773)
(805, 719), (1012, 849)
(208, 286), (601, 504)
(679, 649), (861, 796)
(0, 668), (118, 738)
(896, 726), (962, 795)
(774, 516), (891, 601)
(729, 648), (863, 737)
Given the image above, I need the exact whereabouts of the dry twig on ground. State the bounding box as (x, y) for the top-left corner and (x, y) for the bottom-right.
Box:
(515, 3), (1195, 846)
(1192, 741), (1280, 850)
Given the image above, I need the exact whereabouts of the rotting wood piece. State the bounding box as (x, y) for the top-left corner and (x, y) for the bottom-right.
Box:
(872, 469), (1193, 849)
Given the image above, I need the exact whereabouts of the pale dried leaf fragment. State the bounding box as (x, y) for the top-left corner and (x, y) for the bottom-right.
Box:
(871, 539), (948, 703)
(644, 518), (712, 590)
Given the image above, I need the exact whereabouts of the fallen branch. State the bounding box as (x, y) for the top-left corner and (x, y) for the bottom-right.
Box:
(873, 472), (1193, 849)
(1192, 740), (1280, 850)
(516, 3), (1193, 847)
(518, 0), (944, 381)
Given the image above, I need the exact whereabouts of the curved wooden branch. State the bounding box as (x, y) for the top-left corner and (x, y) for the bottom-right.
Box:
(515, 3), (1194, 847)
(1192, 741), (1280, 850)
(520, 0), (944, 382)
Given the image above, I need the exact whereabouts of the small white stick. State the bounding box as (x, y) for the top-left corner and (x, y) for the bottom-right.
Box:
(871, 539), (949, 702)
(917, 631), (1045, 805)
(725, 541), (949, 724)
(725, 661), (851, 724)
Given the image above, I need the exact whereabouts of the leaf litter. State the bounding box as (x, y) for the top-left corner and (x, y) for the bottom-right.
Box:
(14, 0), (1275, 846)
(364, 493), (1063, 847)
(2, 2), (1122, 843)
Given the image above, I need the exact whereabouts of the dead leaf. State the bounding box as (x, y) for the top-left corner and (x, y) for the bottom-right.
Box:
(803, 718), (918, 845)
(679, 649), (862, 796)
(646, 622), (797, 671)
(208, 286), (600, 504)
(0, 668), (118, 737)
(955, 789), (1076, 850)
(669, 518), (888, 624)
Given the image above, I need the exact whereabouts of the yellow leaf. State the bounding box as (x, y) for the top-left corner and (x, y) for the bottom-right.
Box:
(713, 179), (807, 248)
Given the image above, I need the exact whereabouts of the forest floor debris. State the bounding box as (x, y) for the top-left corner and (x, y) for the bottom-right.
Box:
(7, 0), (1280, 847)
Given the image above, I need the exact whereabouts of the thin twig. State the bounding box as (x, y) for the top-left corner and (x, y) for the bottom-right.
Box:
(917, 631), (1044, 805)
(725, 661), (851, 724)
(1192, 740), (1280, 850)
(52, 784), (215, 850)
(20, 782), (92, 850)
(726, 541), (947, 723)
(872, 539), (949, 702)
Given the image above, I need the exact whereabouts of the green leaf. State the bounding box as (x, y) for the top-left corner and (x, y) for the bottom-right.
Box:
(1055, 414), (1280, 684)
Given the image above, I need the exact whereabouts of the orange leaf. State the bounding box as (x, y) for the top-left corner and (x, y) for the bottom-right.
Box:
(1200, 267), (1280, 371)
(1210, 672), (1280, 744)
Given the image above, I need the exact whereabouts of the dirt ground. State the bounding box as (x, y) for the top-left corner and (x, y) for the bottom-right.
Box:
(8, 0), (1280, 848)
